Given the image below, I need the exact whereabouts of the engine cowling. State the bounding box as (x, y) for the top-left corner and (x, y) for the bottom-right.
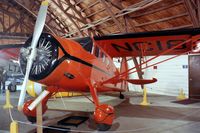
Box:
(20, 33), (59, 81)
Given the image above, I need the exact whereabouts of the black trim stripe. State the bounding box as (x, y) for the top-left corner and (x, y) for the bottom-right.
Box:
(69, 55), (112, 76)
(57, 41), (112, 76)
(94, 28), (200, 40)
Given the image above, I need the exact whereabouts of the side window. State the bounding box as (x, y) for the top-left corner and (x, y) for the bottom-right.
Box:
(91, 44), (95, 55)
(105, 56), (110, 66)
(95, 46), (99, 57)
(100, 52), (106, 62)
(102, 53), (105, 62)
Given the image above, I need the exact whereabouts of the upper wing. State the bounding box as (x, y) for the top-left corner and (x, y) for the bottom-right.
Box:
(0, 37), (26, 60)
(0, 44), (24, 60)
(94, 28), (200, 57)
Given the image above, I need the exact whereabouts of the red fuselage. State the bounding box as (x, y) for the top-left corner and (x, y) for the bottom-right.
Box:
(26, 34), (119, 92)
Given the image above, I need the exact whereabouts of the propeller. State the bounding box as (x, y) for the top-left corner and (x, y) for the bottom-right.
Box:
(18, 0), (49, 110)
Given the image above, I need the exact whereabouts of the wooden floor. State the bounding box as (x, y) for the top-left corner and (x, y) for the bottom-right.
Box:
(1, 91), (200, 133)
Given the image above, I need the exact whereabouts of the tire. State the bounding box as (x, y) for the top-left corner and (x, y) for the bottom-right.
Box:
(97, 123), (111, 131)
(119, 93), (125, 99)
(27, 116), (36, 123)
(8, 84), (16, 92)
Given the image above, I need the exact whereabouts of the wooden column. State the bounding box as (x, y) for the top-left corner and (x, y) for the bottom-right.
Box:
(36, 102), (43, 133)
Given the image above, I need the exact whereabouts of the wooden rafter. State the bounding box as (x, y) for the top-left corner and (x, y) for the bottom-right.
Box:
(0, 0), (195, 38)
(100, 0), (126, 33)
(184, 0), (200, 27)
(51, 0), (84, 37)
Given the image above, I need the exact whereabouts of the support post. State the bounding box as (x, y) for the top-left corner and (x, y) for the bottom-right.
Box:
(3, 90), (13, 109)
(3, 90), (18, 133)
(36, 102), (43, 133)
(177, 89), (187, 100)
(140, 87), (150, 106)
(10, 121), (18, 133)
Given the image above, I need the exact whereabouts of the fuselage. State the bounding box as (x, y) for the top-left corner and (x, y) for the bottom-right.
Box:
(20, 33), (119, 92)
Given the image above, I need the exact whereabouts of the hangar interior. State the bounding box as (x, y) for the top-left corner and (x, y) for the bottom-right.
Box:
(1, 0), (200, 133)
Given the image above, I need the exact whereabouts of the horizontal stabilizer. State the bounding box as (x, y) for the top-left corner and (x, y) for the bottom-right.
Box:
(127, 78), (157, 85)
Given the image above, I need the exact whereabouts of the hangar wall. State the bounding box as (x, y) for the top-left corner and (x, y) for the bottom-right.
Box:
(126, 55), (189, 97)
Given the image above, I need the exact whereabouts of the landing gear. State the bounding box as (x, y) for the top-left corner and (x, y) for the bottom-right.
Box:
(22, 98), (48, 123)
(94, 104), (114, 131)
(119, 92), (125, 99)
(87, 81), (115, 131)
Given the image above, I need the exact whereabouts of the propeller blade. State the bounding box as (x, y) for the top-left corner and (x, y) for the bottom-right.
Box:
(18, 0), (49, 109)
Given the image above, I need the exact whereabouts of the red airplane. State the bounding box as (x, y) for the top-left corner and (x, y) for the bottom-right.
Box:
(9, 0), (200, 131)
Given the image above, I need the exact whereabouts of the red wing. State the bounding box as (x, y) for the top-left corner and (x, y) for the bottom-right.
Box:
(94, 28), (200, 58)
(0, 44), (24, 60)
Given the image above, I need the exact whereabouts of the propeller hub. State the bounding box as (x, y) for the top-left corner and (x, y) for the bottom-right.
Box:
(20, 33), (59, 81)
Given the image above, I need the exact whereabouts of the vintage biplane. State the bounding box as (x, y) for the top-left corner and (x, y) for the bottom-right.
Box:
(1, 0), (199, 131)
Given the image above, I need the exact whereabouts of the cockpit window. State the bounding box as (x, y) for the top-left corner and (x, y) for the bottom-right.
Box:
(72, 37), (93, 53)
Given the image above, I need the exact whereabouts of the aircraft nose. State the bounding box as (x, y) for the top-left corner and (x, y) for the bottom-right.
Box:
(19, 33), (59, 81)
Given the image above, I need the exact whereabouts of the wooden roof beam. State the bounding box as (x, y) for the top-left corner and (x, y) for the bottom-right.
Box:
(86, 8), (106, 18)
(163, 24), (193, 30)
(106, 0), (137, 32)
(12, 0), (55, 34)
(130, 1), (184, 18)
(66, 0), (101, 36)
(197, 0), (200, 24)
(0, 2), (34, 34)
(74, 0), (85, 6)
(51, 0), (84, 37)
(100, 0), (126, 33)
(184, 0), (200, 27)
(64, 0), (87, 24)
(134, 13), (188, 27)
(64, 0), (162, 37)
(33, 0), (69, 35)
(81, 0), (100, 12)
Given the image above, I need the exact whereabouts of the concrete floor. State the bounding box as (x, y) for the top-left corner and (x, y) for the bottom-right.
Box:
(1, 91), (200, 133)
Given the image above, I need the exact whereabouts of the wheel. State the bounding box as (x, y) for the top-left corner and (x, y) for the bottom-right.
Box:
(27, 116), (36, 123)
(97, 123), (111, 131)
(119, 92), (124, 99)
(8, 83), (16, 92)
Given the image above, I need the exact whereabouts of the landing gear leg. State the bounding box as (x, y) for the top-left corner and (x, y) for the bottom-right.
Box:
(87, 81), (115, 131)
(119, 92), (125, 99)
